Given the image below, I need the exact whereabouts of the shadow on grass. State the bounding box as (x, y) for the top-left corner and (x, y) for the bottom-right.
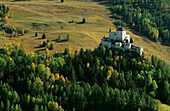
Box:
(52, 39), (68, 43)
(36, 48), (46, 52)
(76, 22), (85, 24)
(35, 38), (43, 40)
(34, 44), (43, 48)
(130, 29), (147, 38)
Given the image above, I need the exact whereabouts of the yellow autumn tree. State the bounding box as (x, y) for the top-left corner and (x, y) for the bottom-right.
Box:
(45, 48), (49, 58)
(100, 66), (104, 71)
(68, 46), (72, 55)
(3, 31), (6, 36)
(55, 73), (60, 80)
(48, 101), (59, 111)
(35, 77), (44, 86)
(87, 63), (90, 68)
(22, 29), (24, 35)
(31, 62), (35, 69)
(115, 56), (119, 61)
(4, 15), (9, 23)
(8, 57), (12, 64)
(61, 75), (65, 82)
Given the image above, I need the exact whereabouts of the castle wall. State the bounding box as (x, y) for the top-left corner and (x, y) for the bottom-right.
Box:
(109, 32), (117, 40)
(124, 43), (131, 50)
(101, 40), (112, 48)
(115, 31), (126, 41)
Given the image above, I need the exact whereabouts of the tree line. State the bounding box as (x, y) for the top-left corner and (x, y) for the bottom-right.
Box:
(110, 0), (169, 43)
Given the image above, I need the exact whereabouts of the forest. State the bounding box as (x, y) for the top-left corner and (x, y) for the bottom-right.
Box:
(0, 42), (169, 111)
(0, 2), (169, 111)
(110, 0), (170, 43)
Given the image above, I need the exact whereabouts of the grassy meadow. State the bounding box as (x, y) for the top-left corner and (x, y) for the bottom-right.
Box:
(0, 0), (169, 64)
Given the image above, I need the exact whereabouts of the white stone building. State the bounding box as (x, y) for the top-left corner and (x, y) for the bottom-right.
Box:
(101, 28), (143, 55)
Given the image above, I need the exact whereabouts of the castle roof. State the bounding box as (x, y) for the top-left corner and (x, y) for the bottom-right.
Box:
(116, 27), (126, 31)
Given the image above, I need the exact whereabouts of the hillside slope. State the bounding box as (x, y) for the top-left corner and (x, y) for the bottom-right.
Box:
(0, 0), (169, 64)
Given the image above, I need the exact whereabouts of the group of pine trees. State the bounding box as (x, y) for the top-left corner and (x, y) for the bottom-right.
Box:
(42, 40), (54, 50)
(0, 5), (27, 38)
(110, 0), (169, 42)
(0, 42), (169, 111)
(0, 4), (10, 22)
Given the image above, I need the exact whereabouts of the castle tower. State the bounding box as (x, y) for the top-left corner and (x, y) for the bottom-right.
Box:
(116, 28), (126, 41)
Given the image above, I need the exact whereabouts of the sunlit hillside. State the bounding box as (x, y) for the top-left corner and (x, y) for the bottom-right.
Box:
(0, 0), (169, 64)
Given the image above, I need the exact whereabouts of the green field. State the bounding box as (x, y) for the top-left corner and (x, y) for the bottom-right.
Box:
(0, 0), (169, 64)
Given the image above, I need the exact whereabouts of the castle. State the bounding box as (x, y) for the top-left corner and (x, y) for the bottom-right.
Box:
(101, 28), (143, 55)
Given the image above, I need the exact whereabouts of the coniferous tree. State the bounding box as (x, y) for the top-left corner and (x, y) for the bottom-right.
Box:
(50, 43), (53, 50)
(67, 34), (71, 41)
(42, 33), (46, 39)
(82, 18), (86, 23)
(34, 104), (39, 111)
(35, 32), (38, 37)
(71, 67), (77, 81)
(0, 101), (4, 111)
(43, 41), (46, 47)
(109, 49), (112, 58)
(58, 35), (61, 41)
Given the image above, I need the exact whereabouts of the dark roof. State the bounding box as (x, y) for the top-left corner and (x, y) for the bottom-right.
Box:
(116, 27), (126, 31)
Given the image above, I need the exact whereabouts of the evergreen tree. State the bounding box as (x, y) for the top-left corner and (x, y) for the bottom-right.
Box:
(43, 41), (46, 47)
(6, 99), (10, 111)
(35, 32), (38, 37)
(50, 43), (53, 50)
(0, 101), (4, 111)
(67, 34), (71, 41)
(71, 67), (77, 81)
(42, 33), (46, 39)
(109, 49), (112, 58)
(34, 104), (39, 111)
(82, 18), (86, 23)
(58, 35), (61, 41)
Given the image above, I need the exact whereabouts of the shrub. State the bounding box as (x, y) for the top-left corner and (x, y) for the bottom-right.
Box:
(67, 34), (71, 41)
(114, 21), (121, 26)
(114, 21), (126, 27)
(50, 43), (53, 50)
(58, 35), (61, 41)
(24, 29), (29, 33)
(112, 13), (122, 19)
(42, 33), (46, 39)
(121, 22), (126, 27)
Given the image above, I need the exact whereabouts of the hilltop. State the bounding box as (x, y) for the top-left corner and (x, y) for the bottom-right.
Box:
(0, 0), (169, 64)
